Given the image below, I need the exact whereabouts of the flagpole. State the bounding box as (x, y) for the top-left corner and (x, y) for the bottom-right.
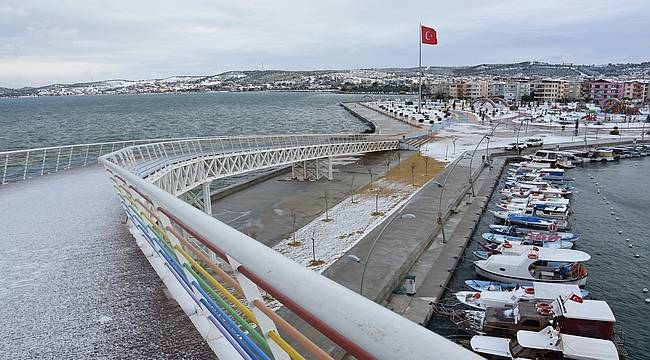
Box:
(418, 22), (422, 114)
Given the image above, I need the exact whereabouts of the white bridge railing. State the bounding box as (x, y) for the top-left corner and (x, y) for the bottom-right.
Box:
(99, 134), (481, 359)
(0, 138), (185, 185)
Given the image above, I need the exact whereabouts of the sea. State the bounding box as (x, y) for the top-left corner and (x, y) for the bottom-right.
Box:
(427, 157), (650, 360)
(0, 92), (370, 151)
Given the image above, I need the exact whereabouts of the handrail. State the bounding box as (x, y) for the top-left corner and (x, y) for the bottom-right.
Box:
(99, 134), (482, 359)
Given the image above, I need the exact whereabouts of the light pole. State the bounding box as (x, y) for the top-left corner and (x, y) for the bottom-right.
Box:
(436, 153), (471, 243)
(358, 212), (416, 296)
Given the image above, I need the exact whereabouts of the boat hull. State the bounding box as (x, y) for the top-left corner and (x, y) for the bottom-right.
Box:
(474, 264), (588, 287)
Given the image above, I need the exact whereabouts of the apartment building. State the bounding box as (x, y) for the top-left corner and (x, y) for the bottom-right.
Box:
(621, 80), (648, 102)
(533, 79), (566, 102)
(589, 79), (622, 101)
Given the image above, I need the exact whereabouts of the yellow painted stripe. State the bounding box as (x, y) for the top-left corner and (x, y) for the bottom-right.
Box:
(174, 244), (258, 324)
(268, 330), (306, 360)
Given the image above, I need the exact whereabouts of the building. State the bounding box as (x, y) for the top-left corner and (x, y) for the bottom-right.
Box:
(621, 80), (648, 102)
(589, 79), (622, 102)
(563, 80), (582, 101)
(466, 79), (489, 99)
(533, 79), (566, 102)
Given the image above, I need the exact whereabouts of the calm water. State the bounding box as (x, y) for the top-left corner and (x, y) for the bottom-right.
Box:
(428, 157), (650, 359)
(0, 92), (369, 151)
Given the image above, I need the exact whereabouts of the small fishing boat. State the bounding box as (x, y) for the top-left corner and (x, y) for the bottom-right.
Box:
(464, 280), (589, 298)
(593, 149), (616, 162)
(458, 295), (616, 340)
(470, 326), (620, 360)
(481, 234), (574, 249)
(500, 214), (570, 230)
(492, 204), (570, 222)
(474, 246), (590, 286)
(488, 225), (579, 241)
(455, 282), (587, 311)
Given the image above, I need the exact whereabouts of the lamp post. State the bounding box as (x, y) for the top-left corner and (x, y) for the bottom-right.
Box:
(437, 153), (471, 243)
(358, 212), (416, 296)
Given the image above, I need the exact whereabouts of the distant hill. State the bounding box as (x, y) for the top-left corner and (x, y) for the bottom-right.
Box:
(2, 61), (649, 97)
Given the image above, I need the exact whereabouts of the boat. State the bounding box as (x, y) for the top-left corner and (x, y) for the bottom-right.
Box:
(522, 150), (576, 169)
(492, 205), (570, 222)
(500, 214), (570, 230)
(481, 234), (575, 249)
(470, 326), (620, 360)
(458, 295), (616, 340)
(455, 283), (587, 310)
(474, 245), (590, 286)
(488, 225), (579, 241)
(593, 149), (616, 162)
(464, 280), (589, 298)
(566, 149), (593, 163)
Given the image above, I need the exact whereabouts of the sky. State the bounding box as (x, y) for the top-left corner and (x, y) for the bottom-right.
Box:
(1, 0), (648, 88)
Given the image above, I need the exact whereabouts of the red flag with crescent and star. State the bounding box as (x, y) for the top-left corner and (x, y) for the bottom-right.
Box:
(421, 25), (438, 45)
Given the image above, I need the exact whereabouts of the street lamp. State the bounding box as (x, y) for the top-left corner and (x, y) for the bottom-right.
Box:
(358, 212), (417, 296)
(436, 154), (471, 244)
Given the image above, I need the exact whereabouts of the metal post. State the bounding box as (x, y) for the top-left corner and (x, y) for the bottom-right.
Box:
(83, 146), (90, 166)
(23, 151), (30, 180)
(437, 153), (468, 243)
(202, 181), (212, 216)
(41, 149), (47, 175)
(2, 153), (8, 184)
(55, 148), (62, 172)
(67, 146), (74, 169)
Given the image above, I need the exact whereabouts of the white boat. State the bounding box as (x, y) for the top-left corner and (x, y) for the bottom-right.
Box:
(474, 245), (590, 286)
(455, 283), (584, 310)
(470, 326), (619, 360)
(481, 235), (575, 249)
(523, 149), (576, 169)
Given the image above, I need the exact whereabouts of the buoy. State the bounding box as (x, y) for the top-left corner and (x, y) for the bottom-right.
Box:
(619, 230), (623, 234)
(611, 212), (615, 215)
(646, 298), (650, 303)
(603, 196), (606, 200)
(616, 217), (620, 221)
(610, 207), (614, 210)
(626, 238), (630, 242)
(643, 288), (648, 293)
(635, 254), (640, 258)
(628, 244), (633, 248)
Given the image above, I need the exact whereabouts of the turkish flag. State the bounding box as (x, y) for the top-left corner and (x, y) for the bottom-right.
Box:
(421, 25), (438, 45)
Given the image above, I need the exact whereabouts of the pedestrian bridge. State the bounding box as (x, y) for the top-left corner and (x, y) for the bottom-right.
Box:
(2, 134), (480, 360)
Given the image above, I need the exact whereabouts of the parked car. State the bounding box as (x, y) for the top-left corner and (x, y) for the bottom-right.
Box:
(525, 138), (544, 147)
(504, 142), (528, 151)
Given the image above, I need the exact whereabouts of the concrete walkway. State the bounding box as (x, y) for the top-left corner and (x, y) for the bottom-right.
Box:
(341, 103), (418, 135)
(0, 166), (214, 359)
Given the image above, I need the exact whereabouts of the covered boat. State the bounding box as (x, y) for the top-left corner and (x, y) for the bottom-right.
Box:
(470, 326), (619, 360)
(455, 283), (586, 310)
(474, 246), (590, 286)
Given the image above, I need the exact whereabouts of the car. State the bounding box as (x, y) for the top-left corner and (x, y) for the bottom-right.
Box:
(525, 138), (544, 147)
(504, 142), (528, 151)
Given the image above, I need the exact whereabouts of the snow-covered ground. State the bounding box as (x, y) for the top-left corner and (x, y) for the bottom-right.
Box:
(420, 122), (636, 162)
(272, 179), (420, 273)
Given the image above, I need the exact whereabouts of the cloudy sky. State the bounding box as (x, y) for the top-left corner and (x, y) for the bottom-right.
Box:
(1, 0), (648, 88)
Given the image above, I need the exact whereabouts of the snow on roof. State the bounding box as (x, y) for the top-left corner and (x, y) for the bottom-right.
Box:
(560, 299), (616, 322)
(533, 283), (582, 300)
(517, 327), (619, 360)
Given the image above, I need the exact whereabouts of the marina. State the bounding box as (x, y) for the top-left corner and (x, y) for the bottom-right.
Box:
(427, 143), (650, 359)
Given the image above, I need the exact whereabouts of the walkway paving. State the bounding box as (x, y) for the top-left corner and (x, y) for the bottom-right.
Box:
(342, 103), (419, 135)
(0, 166), (214, 359)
